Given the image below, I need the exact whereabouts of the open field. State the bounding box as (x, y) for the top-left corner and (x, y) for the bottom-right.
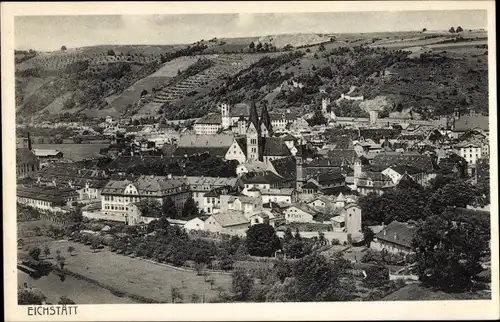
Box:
(32, 144), (109, 161)
(382, 283), (491, 301)
(17, 220), (232, 303)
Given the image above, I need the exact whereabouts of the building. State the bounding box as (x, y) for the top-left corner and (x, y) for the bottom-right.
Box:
(193, 113), (223, 135)
(452, 114), (489, 138)
(456, 141), (487, 166)
(182, 176), (238, 211)
(32, 149), (64, 160)
(259, 188), (297, 205)
(355, 171), (394, 196)
(184, 217), (206, 231)
(381, 165), (426, 185)
(17, 148), (39, 180)
(100, 176), (191, 222)
(283, 203), (319, 223)
(249, 212), (276, 227)
(203, 186), (234, 214)
(174, 134), (247, 164)
(204, 212), (250, 234)
(17, 185), (78, 212)
(371, 221), (417, 254)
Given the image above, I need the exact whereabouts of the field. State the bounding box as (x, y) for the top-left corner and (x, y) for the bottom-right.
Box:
(32, 144), (109, 161)
(17, 220), (232, 303)
(382, 283), (491, 301)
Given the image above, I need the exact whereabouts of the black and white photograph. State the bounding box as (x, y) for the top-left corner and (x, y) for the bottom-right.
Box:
(3, 1), (498, 321)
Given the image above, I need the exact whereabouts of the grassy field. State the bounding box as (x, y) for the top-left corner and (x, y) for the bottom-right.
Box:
(382, 283), (491, 301)
(17, 220), (232, 303)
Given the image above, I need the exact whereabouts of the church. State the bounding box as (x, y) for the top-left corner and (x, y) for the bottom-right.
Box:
(234, 101), (294, 165)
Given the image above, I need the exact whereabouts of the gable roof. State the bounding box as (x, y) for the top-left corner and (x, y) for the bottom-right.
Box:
(386, 165), (425, 175)
(231, 103), (251, 117)
(173, 146), (229, 157)
(177, 134), (234, 148)
(209, 213), (249, 227)
(195, 113), (222, 125)
(454, 115), (489, 132)
(375, 221), (417, 249)
(371, 151), (436, 173)
(270, 156), (296, 181)
(261, 137), (291, 157)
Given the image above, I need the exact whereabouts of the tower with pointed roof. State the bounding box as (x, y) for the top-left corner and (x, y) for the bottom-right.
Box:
(259, 103), (273, 137)
(246, 101), (261, 161)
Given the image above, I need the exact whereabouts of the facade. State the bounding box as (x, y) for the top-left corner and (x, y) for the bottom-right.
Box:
(184, 217), (206, 231)
(100, 176), (191, 222)
(182, 176), (237, 211)
(260, 188), (296, 205)
(283, 204), (317, 223)
(381, 165), (426, 185)
(194, 113), (223, 135)
(204, 213), (250, 234)
(355, 171), (394, 196)
(457, 141), (486, 166)
(17, 185), (78, 212)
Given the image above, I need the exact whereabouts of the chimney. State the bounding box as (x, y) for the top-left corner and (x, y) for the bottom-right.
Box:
(394, 233), (398, 240)
(383, 229), (387, 236)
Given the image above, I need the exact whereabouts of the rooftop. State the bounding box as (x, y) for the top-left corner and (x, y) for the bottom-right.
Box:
(375, 221), (418, 248)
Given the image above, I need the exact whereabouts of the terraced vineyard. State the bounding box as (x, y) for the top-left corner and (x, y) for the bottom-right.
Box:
(136, 53), (281, 117)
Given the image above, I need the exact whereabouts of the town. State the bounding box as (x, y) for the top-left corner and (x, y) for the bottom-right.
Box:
(15, 15), (491, 304)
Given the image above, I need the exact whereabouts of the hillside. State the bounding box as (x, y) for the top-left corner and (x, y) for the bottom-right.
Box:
(15, 30), (489, 122)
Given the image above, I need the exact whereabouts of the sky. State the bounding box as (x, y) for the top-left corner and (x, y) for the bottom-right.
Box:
(15, 10), (487, 51)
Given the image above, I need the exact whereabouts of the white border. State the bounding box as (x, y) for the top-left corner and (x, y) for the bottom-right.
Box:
(2, 2), (498, 321)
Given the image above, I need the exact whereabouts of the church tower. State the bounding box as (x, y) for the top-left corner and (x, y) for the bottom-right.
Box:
(246, 101), (261, 161)
(219, 102), (231, 129)
(237, 115), (246, 135)
(295, 142), (305, 191)
(259, 102), (273, 137)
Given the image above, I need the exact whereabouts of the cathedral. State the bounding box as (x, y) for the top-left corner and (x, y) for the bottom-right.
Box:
(232, 101), (292, 164)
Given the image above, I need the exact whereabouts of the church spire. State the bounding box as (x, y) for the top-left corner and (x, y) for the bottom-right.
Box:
(259, 102), (273, 136)
(249, 101), (260, 136)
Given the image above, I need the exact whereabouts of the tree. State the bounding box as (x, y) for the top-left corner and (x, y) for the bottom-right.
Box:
(456, 26), (463, 32)
(249, 41), (255, 51)
(58, 296), (75, 304)
(283, 227), (294, 244)
(220, 255), (234, 271)
(29, 247), (41, 261)
(426, 180), (477, 216)
(256, 42), (263, 52)
(18, 289), (46, 305)
(136, 199), (163, 218)
(91, 240), (99, 253)
(140, 89), (148, 97)
(190, 293), (201, 303)
(231, 269), (254, 300)
(318, 43), (326, 52)
(449, 27), (456, 33)
(43, 245), (51, 259)
(422, 28), (427, 32)
(246, 224), (281, 257)
(107, 49), (115, 56)
(61, 45), (67, 51)
(362, 226), (375, 248)
(170, 286), (183, 303)
(67, 246), (75, 256)
(286, 254), (355, 301)
(162, 197), (178, 218)
(413, 211), (487, 291)
(307, 109), (328, 126)
(181, 197), (199, 218)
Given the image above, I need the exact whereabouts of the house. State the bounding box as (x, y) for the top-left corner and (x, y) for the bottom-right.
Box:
(260, 188), (297, 205)
(240, 170), (289, 190)
(204, 212), (250, 234)
(194, 113), (223, 135)
(355, 171), (394, 196)
(218, 194), (263, 216)
(381, 165), (426, 185)
(17, 148), (39, 180)
(182, 176), (238, 211)
(371, 221), (418, 254)
(283, 203), (319, 223)
(184, 217), (206, 231)
(174, 134), (246, 163)
(456, 140), (487, 167)
(203, 186), (233, 215)
(17, 185), (78, 212)
(249, 211), (276, 227)
(32, 149), (64, 160)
